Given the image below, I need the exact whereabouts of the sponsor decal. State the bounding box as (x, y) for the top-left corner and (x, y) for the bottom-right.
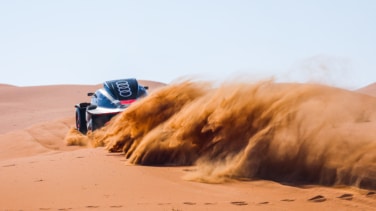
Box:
(116, 81), (132, 97)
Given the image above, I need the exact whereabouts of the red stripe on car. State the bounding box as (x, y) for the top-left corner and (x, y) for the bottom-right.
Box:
(120, 99), (136, 105)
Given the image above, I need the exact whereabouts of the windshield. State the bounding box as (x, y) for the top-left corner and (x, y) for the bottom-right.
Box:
(91, 89), (119, 109)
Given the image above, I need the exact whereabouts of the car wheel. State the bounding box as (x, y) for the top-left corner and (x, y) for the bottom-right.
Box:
(76, 107), (87, 134)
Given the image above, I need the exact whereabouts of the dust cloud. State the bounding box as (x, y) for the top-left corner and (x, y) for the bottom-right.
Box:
(65, 79), (376, 189)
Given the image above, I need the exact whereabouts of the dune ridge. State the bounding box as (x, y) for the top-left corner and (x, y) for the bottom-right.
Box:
(65, 80), (376, 190)
(357, 82), (376, 97)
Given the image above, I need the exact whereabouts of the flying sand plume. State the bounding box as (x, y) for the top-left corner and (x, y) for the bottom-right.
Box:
(65, 79), (376, 189)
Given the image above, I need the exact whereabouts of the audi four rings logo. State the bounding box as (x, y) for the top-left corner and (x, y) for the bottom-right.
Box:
(116, 81), (132, 97)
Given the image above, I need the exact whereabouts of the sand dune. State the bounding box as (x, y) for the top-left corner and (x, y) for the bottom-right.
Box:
(357, 82), (376, 97)
(1, 80), (376, 210)
(0, 80), (164, 160)
(0, 84), (99, 134)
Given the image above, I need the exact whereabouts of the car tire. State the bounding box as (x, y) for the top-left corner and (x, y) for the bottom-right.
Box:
(76, 107), (87, 134)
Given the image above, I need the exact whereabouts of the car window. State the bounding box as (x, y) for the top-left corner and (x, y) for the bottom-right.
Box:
(92, 90), (117, 108)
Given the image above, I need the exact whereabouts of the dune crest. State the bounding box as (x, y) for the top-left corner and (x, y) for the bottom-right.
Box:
(65, 80), (376, 189)
(357, 82), (376, 97)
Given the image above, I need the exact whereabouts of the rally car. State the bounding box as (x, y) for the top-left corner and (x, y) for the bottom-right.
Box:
(75, 78), (148, 134)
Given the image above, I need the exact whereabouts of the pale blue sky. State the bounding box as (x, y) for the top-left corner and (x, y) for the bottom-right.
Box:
(0, 0), (375, 88)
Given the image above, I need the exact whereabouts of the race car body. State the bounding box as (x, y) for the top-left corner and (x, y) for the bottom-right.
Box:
(75, 78), (148, 134)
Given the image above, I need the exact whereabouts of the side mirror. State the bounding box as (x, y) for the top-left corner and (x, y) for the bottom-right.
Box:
(144, 86), (149, 90)
(87, 92), (94, 97)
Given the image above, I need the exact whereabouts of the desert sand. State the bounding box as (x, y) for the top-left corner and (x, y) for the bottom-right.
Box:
(1, 79), (376, 211)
